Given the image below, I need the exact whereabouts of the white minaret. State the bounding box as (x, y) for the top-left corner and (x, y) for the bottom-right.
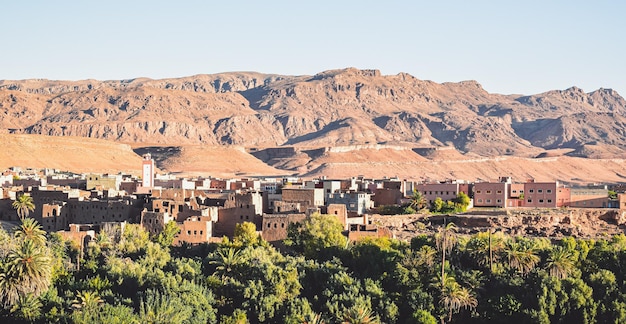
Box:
(142, 153), (155, 188)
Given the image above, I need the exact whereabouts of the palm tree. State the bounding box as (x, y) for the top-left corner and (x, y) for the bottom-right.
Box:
(435, 222), (457, 285)
(304, 313), (326, 324)
(6, 239), (52, 298)
(0, 264), (21, 307)
(410, 189), (427, 211)
(12, 194), (35, 220)
(10, 293), (42, 322)
(545, 246), (576, 279)
(503, 239), (540, 275)
(210, 248), (244, 280)
(411, 245), (437, 270)
(465, 231), (504, 270)
(342, 306), (380, 324)
(72, 290), (104, 311)
(437, 273), (478, 323)
(139, 289), (192, 324)
(87, 276), (113, 293)
(420, 245), (438, 268)
(439, 277), (478, 322)
(14, 218), (47, 247)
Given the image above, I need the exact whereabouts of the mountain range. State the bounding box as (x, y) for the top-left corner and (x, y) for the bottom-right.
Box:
(2, 68), (626, 182)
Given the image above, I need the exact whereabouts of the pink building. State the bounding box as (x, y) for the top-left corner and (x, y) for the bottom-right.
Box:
(522, 181), (569, 208)
(415, 182), (471, 206)
(474, 182), (508, 208)
(507, 183), (525, 207)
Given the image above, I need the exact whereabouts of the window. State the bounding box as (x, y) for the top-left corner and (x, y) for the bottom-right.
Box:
(547, 189), (552, 193)
(486, 190), (492, 194)
(478, 199), (483, 203)
(547, 199), (552, 203)
(178, 205), (183, 212)
(496, 199), (502, 203)
(187, 230), (191, 235)
(200, 231), (203, 235)
(529, 189), (534, 193)
(240, 215), (243, 220)
(527, 199), (532, 203)
(476, 190), (482, 194)
(193, 230), (197, 235)
(539, 199), (544, 203)
(512, 190), (517, 193)
(267, 223), (271, 228)
(538, 189), (543, 193)
(281, 223), (285, 228)
(519, 190), (524, 193)
(486, 199), (491, 203)
(497, 190), (502, 194)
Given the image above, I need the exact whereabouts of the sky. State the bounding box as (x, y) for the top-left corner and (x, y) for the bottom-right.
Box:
(1, 0), (624, 95)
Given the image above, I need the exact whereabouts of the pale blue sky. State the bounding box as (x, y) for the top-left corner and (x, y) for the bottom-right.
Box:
(2, 1), (624, 95)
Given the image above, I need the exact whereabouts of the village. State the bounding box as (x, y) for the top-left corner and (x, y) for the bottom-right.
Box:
(0, 153), (624, 248)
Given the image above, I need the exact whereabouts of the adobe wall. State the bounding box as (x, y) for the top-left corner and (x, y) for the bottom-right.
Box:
(372, 188), (403, 207)
(174, 216), (212, 245)
(261, 213), (306, 242)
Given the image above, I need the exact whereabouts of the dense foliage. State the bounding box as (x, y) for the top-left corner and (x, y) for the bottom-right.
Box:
(2, 215), (626, 323)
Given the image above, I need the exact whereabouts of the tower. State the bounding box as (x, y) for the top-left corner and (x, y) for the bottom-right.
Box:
(142, 153), (154, 188)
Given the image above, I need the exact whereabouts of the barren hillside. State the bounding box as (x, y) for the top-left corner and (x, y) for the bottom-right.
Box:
(0, 134), (144, 174)
(2, 68), (626, 181)
(2, 68), (625, 156)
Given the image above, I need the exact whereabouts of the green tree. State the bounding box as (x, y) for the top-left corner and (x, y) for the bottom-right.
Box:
(72, 303), (140, 324)
(435, 223), (457, 286)
(155, 221), (180, 248)
(503, 238), (540, 275)
(412, 309), (437, 324)
(12, 194), (35, 220)
(453, 192), (471, 212)
(3, 239), (52, 304)
(286, 213), (347, 259)
(545, 246), (576, 279)
(342, 305), (380, 324)
(410, 190), (427, 211)
(9, 293), (42, 322)
(139, 289), (193, 324)
(71, 290), (104, 311)
(432, 198), (444, 213)
(14, 217), (47, 247)
(465, 231), (505, 270)
(233, 222), (261, 247)
(221, 309), (248, 324)
(437, 273), (477, 323)
(210, 247), (244, 280)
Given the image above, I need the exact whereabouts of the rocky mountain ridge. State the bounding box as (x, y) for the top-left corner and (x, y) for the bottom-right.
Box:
(2, 68), (625, 158)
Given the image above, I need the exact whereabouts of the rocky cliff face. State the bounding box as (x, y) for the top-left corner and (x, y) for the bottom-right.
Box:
(1, 68), (625, 157)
